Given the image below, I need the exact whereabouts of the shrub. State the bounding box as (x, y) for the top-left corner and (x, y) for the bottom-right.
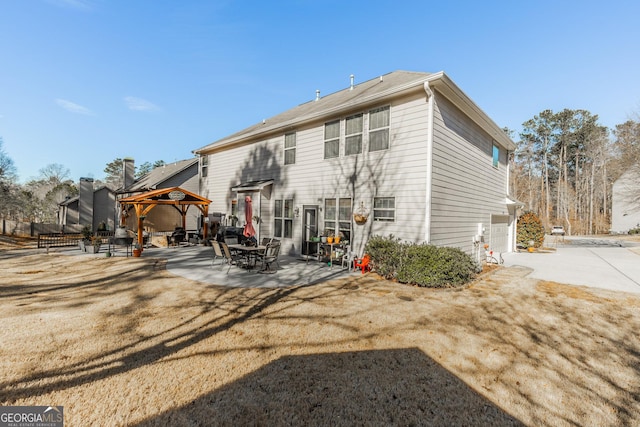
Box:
(365, 235), (403, 279)
(365, 235), (477, 288)
(517, 211), (545, 248)
(629, 224), (640, 235)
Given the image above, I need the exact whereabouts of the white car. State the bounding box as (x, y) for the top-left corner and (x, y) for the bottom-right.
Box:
(551, 226), (565, 236)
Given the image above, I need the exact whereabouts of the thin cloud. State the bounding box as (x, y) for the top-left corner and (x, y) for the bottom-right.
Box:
(46, 0), (93, 10)
(55, 99), (93, 115)
(124, 96), (161, 112)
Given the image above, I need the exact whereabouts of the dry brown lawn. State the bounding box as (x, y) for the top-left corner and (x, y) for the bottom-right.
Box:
(1, 242), (640, 426)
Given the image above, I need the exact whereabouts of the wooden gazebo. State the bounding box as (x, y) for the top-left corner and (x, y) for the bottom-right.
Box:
(118, 187), (211, 251)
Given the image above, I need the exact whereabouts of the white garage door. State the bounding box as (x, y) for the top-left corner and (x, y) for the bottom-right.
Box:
(490, 215), (509, 253)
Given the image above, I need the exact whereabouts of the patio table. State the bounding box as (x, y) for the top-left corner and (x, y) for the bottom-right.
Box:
(227, 244), (266, 269)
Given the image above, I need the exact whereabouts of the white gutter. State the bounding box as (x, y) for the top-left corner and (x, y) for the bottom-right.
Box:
(423, 81), (435, 244)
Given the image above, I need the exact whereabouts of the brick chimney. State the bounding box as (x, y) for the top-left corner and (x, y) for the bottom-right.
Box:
(79, 177), (94, 228)
(123, 158), (135, 189)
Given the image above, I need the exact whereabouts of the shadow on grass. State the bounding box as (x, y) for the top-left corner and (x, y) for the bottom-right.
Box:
(133, 348), (524, 426)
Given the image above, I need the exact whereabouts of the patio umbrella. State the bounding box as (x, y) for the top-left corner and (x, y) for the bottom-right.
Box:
(243, 196), (256, 238)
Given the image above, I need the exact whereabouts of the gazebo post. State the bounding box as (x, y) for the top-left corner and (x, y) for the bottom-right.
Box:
(136, 205), (144, 252)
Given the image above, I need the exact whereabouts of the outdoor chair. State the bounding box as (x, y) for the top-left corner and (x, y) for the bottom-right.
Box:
(257, 241), (281, 274)
(211, 241), (225, 267)
(219, 242), (243, 273)
(354, 254), (371, 274)
(261, 237), (272, 246)
(341, 245), (357, 270)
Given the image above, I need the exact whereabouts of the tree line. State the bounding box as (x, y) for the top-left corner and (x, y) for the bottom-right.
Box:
(0, 145), (165, 224)
(510, 109), (639, 235)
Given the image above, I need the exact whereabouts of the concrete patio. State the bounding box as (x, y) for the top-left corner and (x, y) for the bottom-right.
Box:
(105, 244), (358, 288)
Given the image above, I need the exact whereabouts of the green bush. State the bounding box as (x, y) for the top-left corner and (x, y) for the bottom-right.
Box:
(629, 224), (640, 235)
(365, 235), (477, 288)
(516, 211), (545, 248)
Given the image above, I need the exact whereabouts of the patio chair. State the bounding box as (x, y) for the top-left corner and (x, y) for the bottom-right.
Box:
(257, 241), (281, 274)
(219, 242), (242, 273)
(341, 245), (357, 270)
(261, 237), (272, 246)
(211, 241), (225, 267)
(354, 254), (371, 274)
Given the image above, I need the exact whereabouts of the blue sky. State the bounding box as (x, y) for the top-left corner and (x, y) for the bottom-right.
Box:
(1, 0), (639, 183)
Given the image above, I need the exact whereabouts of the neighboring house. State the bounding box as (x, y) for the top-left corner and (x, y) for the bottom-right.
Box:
(194, 70), (519, 257)
(118, 157), (200, 233)
(58, 178), (116, 231)
(611, 165), (640, 233)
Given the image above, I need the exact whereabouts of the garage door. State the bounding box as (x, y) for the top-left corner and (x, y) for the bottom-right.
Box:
(490, 215), (509, 253)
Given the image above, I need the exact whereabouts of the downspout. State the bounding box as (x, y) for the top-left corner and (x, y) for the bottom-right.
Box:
(423, 81), (435, 244)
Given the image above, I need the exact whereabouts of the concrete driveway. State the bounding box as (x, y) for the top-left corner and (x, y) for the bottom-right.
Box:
(502, 236), (640, 295)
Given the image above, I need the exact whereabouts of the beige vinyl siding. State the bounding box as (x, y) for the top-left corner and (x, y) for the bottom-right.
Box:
(201, 86), (511, 256)
(202, 92), (432, 255)
(429, 94), (508, 252)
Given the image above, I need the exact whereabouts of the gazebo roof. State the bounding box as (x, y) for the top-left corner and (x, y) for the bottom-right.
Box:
(119, 186), (211, 205)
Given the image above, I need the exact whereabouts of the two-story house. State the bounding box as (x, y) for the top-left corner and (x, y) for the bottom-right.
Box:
(194, 71), (519, 258)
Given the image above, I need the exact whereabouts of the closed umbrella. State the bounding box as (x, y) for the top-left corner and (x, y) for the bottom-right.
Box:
(243, 196), (256, 238)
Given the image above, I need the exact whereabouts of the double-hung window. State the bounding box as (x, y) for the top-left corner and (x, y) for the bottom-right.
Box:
(284, 133), (296, 165)
(369, 106), (390, 152)
(323, 199), (336, 235)
(274, 199), (293, 238)
(344, 114), (363, 156)
(324, 120), (340, 159)
(200, 155), (208, 177)
(323, 198), (352, 241)
(338, 198), (352, 241)
(373, 197), (395, 222)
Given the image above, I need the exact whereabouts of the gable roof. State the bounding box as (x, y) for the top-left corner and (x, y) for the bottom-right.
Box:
(194, 70), (515, 154)
(119, 186), (211, 205)
(122, 158), (198, 193)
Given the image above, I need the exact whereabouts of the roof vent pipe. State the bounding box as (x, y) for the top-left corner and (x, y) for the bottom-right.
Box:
(350, 74), (354, 90)
(315, 89), (320, 101)
(379, 75), (383, 82)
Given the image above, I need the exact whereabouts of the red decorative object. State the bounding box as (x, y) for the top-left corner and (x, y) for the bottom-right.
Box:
(354, 254), (371, 274)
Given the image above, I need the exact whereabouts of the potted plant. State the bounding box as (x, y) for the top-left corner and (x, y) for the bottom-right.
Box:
(353, 201), (369, 225)
(132, 242), (142, 257)
(86, 235), (101, 254)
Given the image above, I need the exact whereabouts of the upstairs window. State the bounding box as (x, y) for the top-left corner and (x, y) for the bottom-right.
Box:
(492, 144), (499, 168)
(344, 114), (363, 155)
(284, 132), (296, 165)
(324, 120), (340, 159)
(200, 155), (208, 177)
(369, 106), (390, 152)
